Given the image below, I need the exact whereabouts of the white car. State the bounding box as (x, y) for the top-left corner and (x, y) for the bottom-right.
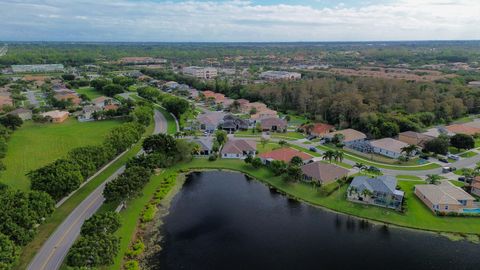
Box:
(447, 154), (460, 161)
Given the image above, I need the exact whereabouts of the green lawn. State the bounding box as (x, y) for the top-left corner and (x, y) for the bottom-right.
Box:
(271, 131), (305, 140)
(396, 175), (423, 181)
(257, 142), (282, 154)
(75, 86), (103, 99)
(176, 159), (480, 234)
(460, 151), (478, 158)
(15, 120), (155, 270)
(1, 119), (123, 190)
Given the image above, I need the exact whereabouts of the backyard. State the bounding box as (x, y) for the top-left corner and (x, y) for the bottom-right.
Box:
(75, 86), (103, 99)
(0, 119), (124, 190)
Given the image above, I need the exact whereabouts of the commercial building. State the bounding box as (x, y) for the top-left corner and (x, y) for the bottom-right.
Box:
(260, 71), (301, 81)
(183, 66), (218, 79)
(12, 64), (64, 73)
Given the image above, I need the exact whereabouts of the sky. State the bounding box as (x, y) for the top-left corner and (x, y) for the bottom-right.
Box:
(0, 0), (479, 42)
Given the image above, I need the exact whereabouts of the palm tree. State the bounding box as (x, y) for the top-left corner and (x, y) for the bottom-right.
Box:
(322, 150), (335, 163)
(333, 150), (344, 163)
(354, 162), (366, 171)
(401, 144), (419, 159)
(426, 174), (441, 185)
(279, 140), (288, 148)
(191, 143), (201, 155)
(361, 189), (373, 200)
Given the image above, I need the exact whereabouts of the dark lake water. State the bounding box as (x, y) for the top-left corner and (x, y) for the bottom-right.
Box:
(150, 171), (480, 270)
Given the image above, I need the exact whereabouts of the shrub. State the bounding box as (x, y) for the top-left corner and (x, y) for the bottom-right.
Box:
(208, 153), (217, 161)
(124, 260), (141, 270)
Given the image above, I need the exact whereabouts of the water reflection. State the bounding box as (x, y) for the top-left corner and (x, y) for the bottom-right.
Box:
(151, 171), (480, 270)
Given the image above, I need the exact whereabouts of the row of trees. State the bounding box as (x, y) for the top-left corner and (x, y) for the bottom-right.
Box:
(0, 114), (23, 174)
(0, 185), (55, 269)
(90, 76), (135, 97)
(66, 211), (121, 268)
(104, 133), (194, 203)
(29, 122), (145, 201)
(424, 133), (475, 155)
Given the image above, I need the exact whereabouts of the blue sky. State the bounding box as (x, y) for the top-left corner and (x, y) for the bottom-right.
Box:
(0, 0), (478, 42)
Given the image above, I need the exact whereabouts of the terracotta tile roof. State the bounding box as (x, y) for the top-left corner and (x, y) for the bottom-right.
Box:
(445, 124), (480, 135)
(259, 147), (312, 163)
(310, 123), (335, 136)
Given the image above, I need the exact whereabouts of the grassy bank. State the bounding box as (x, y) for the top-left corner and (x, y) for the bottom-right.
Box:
(1, 119), (123, 190)
(175, 159), (480, 234)
(14, 121), (154, 270)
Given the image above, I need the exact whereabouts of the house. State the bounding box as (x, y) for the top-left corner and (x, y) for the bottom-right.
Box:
(306, 123), (335, 137)
(260, 117), (287, 132)
(242, 102), (268, 114)
(197, 111), (226, 132)
(92, 96), (118, 109)
(191, 138), (214, 156)
(415, 182), (476, 214)
(471, 177), (480, 197)
(398, 131), (434, 148)
(369, 138), (410, 159)
(221, 139), (256, 159)
(250, 109), (278, 122)
(348, 176), (404, 210)
(422, 127), (454, 138)
(182, 66), (218, 79)
(219, 114), (249, 133)
(259, 71), (302, 81)
(54, 90), (81, 106)
(7, 108), (32, 120)
(41, 110), (69, 123)
(78, 105), (102, 122)
(119, 57), (167, 65)
(259, 147), (312, 164)
(301, 161), (349, 185)
(0, 95), (13, 108)
(324, 129), (367, 147)
(445, 124), (480, 136)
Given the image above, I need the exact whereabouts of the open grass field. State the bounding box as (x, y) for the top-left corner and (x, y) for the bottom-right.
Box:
(1, 119), (123, 191)
(177, 159), (480, 234)
(15, 120), (154, 270)
(75, 86), (103, 99)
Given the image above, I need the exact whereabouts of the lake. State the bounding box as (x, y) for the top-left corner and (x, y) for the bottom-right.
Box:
(149, 171), (479, 270)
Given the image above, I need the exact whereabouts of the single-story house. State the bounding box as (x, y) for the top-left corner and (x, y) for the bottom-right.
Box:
(92, 96), (118, 108)
(301, 161), (349, 185)
(398, 131), (434, 148)
(259, 147), (312, 164)
(422, 127), (454, 138)
(53, 90), (81, 106)
(348, 175), (404, 210)
(369, 138), (410, 159)
(415, 181), (476, 214)
(41, 110), (69, 123)
(221, 139), (257, 159)
(260, 117), (287, 132)
(250, 109), (278, 122)
(78, 105), (102, 122)
(324, 129), (367, 147)
(220, 114), (249, 132)
(242, 102), (268, 114)
(191, 138), (214, 156)
(471, 177), (480, 197)
(197, 111), (226, 132)
(309, 123), (335, 137)
(7, 108), (32, 120)
(445, 124), (480, 136)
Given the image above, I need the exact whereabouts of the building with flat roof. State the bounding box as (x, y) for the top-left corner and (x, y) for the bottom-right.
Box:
(183, 66), (218, 80)
(12, 64), (64, 73)
(260, 71), (301, 81)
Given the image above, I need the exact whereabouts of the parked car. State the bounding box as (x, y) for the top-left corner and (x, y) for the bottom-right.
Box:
(442, 167), (456, 173)
(458, 176), (466, 182)
(309, 146), (317, 152)
(438, 156), (449, 163)
(447, 154), (460, 161)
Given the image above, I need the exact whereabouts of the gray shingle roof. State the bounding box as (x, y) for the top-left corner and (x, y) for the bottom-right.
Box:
(350, 175), (398, 195)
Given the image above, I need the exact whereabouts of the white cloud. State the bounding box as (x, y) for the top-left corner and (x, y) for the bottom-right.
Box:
(0, 0), (478, 41)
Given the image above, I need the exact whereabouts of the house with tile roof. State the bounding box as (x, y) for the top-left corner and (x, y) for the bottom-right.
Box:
(415, 181), (476, 214)
(445, 124), (480, 136)
(260, 117), (287, 132)
(197, 111), (226, 132)
(398, 131), (434, 148)
(369, 138), (410, 159)
(471, 177), (480, 197)
(221, 139), (256, 159)
(308, 123), (335, 137)
(324, 129), (367, 147)
(259, 147), (312, 164)
(190, 137), (214, 156)
(301, 161), (349, 185)
(348, 176), (404, 210)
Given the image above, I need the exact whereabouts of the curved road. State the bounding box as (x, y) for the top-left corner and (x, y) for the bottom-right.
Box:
(28, 110), (167, 270)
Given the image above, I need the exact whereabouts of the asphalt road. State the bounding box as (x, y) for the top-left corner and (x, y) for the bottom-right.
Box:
(28, 109), (167, 270)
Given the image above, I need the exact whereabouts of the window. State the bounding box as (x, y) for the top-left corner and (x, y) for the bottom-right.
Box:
(445, 205), (449, 210)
